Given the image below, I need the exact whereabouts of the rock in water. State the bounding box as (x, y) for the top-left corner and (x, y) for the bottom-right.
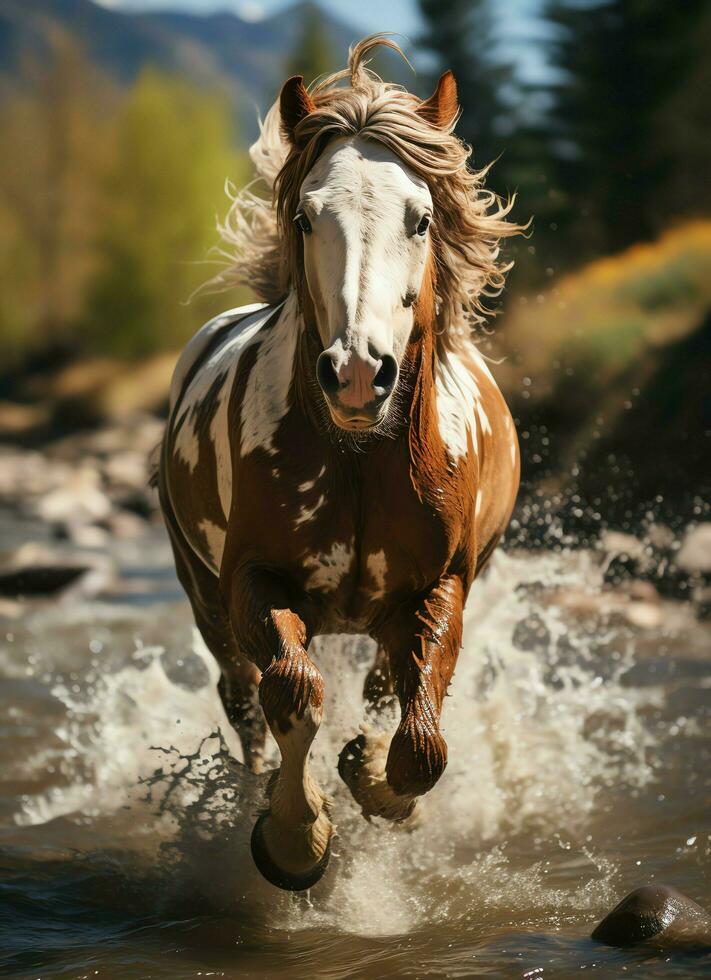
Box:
(677, 523), (711, 574)
(592, 884), (711, 950)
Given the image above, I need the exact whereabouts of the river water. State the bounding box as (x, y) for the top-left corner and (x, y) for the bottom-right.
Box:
(0, 524), (709, 978)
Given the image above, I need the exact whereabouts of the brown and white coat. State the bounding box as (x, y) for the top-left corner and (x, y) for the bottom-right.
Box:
(159, 37), (521, 891)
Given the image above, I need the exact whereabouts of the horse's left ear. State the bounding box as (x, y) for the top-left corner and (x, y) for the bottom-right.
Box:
(417, 71), (459, 130)
(280, 74), (316, 143)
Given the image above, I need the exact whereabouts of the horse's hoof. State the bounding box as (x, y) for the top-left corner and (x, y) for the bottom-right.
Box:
(250, 812), (331, 892)
(338, 733), (416, 822)
(592, 884), (711, 950)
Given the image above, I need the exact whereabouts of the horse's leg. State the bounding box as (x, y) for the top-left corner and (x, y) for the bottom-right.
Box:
(363, 643), (394, 710)
(228, 569), (332, 891)
(339, 574), (464, 821)
(160, 492), (266, 771)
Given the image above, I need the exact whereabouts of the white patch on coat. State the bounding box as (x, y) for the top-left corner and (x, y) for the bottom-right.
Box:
(475, 488), (483, 518)
(435, 349), (481, 460)
(240, 293), (300, 458)
(366, 549), (388, 599)
(168, 304), (278, 572)
(477, 401), (492, 436)
(304, 541), (354, 592)
(198, 518), (225, 571)
(174, 413), (200, 472)
(173, 305), (274, 478)
(169, 302), (266, 410)
(294, 494), (326, 528)
(298, 465), (326, 493)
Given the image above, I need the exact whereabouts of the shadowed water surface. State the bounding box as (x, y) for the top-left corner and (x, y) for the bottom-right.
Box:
(0, 529), (709, 978)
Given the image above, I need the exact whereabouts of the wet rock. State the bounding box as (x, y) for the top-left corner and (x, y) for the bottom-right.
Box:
(36, 466), (112, 527)
(0, 543), (114, 599)
(104, 509), (149, 540)
(677, 523), (711, 574)
(592, 884), (711, 950)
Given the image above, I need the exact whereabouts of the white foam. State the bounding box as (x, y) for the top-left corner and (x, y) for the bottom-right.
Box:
(13, 549), (662, 933)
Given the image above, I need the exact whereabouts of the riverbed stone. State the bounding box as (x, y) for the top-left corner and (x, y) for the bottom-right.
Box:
(592, 884), (711, 950)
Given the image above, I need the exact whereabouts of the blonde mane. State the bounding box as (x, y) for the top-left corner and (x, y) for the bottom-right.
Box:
(214, 35), (521, 354)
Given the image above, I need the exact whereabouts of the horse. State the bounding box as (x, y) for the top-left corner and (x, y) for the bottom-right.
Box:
(158, 36), (521, 891)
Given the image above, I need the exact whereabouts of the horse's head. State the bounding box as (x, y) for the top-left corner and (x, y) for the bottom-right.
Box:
(278, 66), (459, 433)
(213, 37), (519, 436)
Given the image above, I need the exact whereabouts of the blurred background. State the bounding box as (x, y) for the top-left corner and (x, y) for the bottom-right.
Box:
(0, 0), (710, 540)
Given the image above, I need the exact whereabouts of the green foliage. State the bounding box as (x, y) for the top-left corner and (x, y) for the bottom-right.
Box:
(0, 42), (249, 368)
(84, 70), (247, 357)
(0, 36), (115, 362)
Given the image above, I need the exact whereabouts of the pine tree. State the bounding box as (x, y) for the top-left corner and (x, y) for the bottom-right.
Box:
(417, 0), (515, 179)
(543, 0), (710, 256)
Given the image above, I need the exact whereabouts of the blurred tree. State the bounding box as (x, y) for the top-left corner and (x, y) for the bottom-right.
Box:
(543, 0), (711, 258)
(85, 71), (247, 357)
(417, 0), (515, 180)
(0, 33), (115, 364)
(285, 2), (335, 86)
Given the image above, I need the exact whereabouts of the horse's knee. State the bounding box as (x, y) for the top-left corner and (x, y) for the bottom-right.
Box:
(386, 706), (448, 797)
(259, 649), (324, 727)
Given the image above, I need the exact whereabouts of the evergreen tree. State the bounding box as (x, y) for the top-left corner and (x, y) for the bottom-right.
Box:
(417, 0), (515, 180)
(543, 0), (710, 256)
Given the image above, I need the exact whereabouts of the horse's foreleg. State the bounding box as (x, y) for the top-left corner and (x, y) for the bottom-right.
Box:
(339, 574), (464, 821)
(228, 572), (332, 890)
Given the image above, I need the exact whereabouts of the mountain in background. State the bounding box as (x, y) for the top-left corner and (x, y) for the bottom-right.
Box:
(0, 0), (377, 137)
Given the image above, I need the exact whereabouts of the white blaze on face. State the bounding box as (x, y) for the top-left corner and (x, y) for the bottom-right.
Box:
(298, 136), (433, 368)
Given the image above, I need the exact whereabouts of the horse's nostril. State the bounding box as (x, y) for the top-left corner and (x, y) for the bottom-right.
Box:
(316, 351), (340, 395)
(373, 354), (398, 395)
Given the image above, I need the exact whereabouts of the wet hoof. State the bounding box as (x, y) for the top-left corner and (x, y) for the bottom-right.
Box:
(250, 812), (331, 892)
(338, 732), (416, 822)
(592, 884), (711, 950)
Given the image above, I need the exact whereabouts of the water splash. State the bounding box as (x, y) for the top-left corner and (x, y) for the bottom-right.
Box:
(12, 548), (663, 935)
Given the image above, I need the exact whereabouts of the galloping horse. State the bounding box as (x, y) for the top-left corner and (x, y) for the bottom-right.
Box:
(159, 37), (521, 891)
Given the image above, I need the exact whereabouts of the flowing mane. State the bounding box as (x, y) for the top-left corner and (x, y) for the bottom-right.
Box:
(214, 35), (521, 355)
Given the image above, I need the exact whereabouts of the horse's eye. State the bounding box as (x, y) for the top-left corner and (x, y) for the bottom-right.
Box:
(416, 214), (431, 236)
(294, 211), (312, 235)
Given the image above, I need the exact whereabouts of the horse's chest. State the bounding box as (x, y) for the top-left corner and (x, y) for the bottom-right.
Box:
(237, 447), (453, 625)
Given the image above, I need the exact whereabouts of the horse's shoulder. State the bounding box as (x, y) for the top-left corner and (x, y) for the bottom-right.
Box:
(163, 302), (280, 575)
(169, 302), (271, 411)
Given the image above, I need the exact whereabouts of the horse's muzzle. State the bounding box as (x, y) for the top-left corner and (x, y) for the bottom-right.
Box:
(316, 347), (398, 428)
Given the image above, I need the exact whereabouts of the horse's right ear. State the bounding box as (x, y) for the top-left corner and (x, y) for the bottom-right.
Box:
(280, 75), (316, 143)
